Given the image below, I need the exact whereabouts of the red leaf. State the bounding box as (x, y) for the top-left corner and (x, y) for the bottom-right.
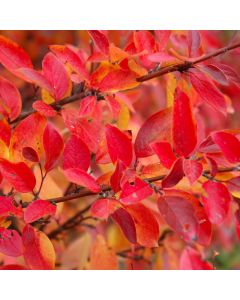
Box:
(50, 45), (89, 81)
(91, 198), (120, 219)
(111, 208), (137, 243)
(106, 95), (121, 119)
(0, 76), (22, 121)
(0, 196), (23, 217)
(79, 96), (96, 117)
(0, 35), (33, 71)
(173, 88), (197, 157)
(110, 160), (126, 193)
(0, 119), (11, 146)
(189, 68), (227, 114)
(151, 141), (177, 169)
(43, 124), (64, 172)
(0, 159), (36, 193)
(63, 135), (90, 171)
(180, 247), (213, 270)
(63, 168), (100, 192)
(212, 131), (240, 163)
(158, 190), (212, 246)
(0, 228), (23, 257)
(119, 177), (153, 204)
(22, 224), (55, 270)
(22, 147), (39, 163)
(235, 209), (240, 240)
(88, 30), (109, 56)
(227, 176), (240, 194)
(134, 30), (156, 54)
(162, 157), (184, 189)
(1, 264), (27, 270)
(126, 203), (159, 247)
(135, 107), (172, 158)
(183, 159), (203, 184)
(202, 181), (231, 225)
(200, 64), (228, 86)
(61, 108), (101, 153)
(188, 30), (201, 57)
(16, 68), (54, 94)
(154, 30), (171, 50)
(24, 200), (56, 223)
(147, 52), (177, 63)
(42, 52), (71, 100)
(105, 124), (133, 167)
(205, 155), (218, 177)
(214, 63), (240, 86)
(32, 100), (57, 117)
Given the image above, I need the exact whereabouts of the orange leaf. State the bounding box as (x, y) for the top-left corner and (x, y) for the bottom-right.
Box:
(89, 235), (118, 270)
(10, 113), (47, 162)
(126, 203), (159, 247)
(22, 224), (55, 270)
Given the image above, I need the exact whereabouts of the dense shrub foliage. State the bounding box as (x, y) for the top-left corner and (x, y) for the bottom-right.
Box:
(0, 30), (240, 269)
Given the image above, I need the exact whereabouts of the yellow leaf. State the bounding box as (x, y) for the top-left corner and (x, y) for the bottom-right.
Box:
(41, 88), (55, 104)
(117, 100), (130, 130)
(0, 139), (9, 160)
(166, 73), (177, 107)
(107, 223), (130, 252)
(128, 58), (147, 76)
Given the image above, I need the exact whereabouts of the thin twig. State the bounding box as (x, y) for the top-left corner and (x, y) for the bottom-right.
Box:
(48, 203), (93, 239)
(9, 89), (89, 125)
(46, 165), (240, 204)
(136, 41), (240, 82)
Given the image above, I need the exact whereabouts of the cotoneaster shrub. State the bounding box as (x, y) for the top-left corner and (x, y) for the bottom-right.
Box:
(0, 30), (240, 269)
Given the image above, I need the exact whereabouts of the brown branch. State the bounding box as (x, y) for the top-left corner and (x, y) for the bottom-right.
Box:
(48, 203), (93, 239)
(136, 41), (240, 82)
(9, 90), (89, 125)
(46, 166), (239, 239)
(8, 41), (240, 126)
(47, 165), (240, 204)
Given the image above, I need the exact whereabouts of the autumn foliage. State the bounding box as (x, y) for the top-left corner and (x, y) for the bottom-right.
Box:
(0, 30), (240, 270)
